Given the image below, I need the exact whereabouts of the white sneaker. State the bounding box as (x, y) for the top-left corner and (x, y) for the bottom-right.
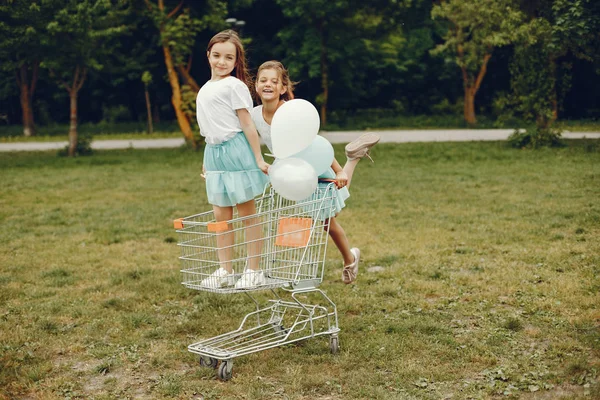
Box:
(201, 267), (236, 288)
(342, 248), (360, 284)
(234, 269), (266, 289)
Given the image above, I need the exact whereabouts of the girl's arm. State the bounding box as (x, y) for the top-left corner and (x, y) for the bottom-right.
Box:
(237, 108), (270, 174)
(331, 158), (348, 188)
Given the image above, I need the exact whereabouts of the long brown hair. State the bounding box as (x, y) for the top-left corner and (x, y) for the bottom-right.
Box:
(206, 30), (251, 86)
(255, 60), (296, 103)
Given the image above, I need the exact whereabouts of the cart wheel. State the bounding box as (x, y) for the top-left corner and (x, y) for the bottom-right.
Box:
(218, 360), (233, 381)
(199, 356), (218, 369)
(329, 335), (339, 354)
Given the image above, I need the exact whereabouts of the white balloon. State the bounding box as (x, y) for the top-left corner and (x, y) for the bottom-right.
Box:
(271, 99), (320, 159)
(268, 158), (318, 201)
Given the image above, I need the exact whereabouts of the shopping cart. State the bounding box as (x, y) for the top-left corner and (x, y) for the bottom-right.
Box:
(173, 181), (340, 380)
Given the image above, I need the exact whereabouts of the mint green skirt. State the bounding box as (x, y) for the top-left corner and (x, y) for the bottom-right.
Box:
(311, 168), (350, 219)
(204, 132), (269, 207)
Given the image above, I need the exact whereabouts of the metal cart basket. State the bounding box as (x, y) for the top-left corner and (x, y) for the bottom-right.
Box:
(173, 182), (340, 380)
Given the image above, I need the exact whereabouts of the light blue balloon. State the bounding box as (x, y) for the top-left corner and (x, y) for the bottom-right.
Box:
(290, 135), (334, 176)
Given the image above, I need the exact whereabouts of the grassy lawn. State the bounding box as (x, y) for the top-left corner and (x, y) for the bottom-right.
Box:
(1, 141), (599, 399)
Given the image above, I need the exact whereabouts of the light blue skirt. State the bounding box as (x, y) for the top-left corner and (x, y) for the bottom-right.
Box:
(204, 132), (270, 207)
(313, 167), (350, 219)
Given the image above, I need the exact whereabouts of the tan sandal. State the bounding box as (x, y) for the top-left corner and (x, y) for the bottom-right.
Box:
(342, 248), (360, 284)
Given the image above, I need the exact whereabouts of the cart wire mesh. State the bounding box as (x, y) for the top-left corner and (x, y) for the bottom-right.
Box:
(174, 182), (338, 293)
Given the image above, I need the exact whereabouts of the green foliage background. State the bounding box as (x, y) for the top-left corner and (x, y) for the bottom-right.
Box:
(0, 0), (598, 131)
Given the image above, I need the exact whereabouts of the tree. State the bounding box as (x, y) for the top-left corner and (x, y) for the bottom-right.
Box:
(276, 0), (410, 125)
(0, 0), (60, 136)
(44, 0), (128, 156)
(143, 0), (226, 147)
(503, 41), (563, 148)
(332, 0), (436, 113)
(431, 0), (526, 125)
(517, 0), (600, 121)
(94, 4), (161, 125)
(276, 0), (359, 125)
(503, 0), (600, 147)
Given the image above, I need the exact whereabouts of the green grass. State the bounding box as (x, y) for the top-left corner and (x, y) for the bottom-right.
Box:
(1, 141), (599, 399)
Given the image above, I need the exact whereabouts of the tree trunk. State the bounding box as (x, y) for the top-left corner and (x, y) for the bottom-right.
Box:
(162, 44), (196, 147)
(460, 53), (491, 127)
(549, 58), (558, 122)
(20, 83), (35, 137)
(150, 0), (196, 147)
(56, 65), (87, 157)
(68, 89), (78, 157)
(464, 87), (476, 126)
(536, 114), (550, 129)
(177, 61), (200, 93)
(320, 60), (328, 126)
(145, 86), (153, 135)
(17, 63), (38, 137)
(153, 102), (160, 123)
(319, 21), (328, 126)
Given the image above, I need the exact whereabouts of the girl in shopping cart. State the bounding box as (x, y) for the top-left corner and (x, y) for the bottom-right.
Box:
(251, 60), (380, 284)
(196, 30), (270, 289)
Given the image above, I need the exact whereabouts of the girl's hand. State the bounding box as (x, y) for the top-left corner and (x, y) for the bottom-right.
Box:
(201, 164), (206, 180)
(257, 159), (270, 174)
(335, 170), (348, 188)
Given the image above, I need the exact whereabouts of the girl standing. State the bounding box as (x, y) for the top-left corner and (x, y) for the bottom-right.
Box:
(196, 30), (270, 289)
(251, 60), (380, 284)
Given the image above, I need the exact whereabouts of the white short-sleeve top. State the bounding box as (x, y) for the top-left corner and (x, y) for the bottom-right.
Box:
(250, 105), (274, 152)
(196, 76), (253, 145)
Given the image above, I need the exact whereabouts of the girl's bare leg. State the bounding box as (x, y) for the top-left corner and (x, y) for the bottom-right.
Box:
(237, 199), (262, 271)
(213, 205), (234, 273)
(325, 217), (354, 265)
(342, 132), (380, 188)
(342, 159), (360, 189)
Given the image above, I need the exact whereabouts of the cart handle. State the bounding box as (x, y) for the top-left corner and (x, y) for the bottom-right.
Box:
(318, 178), (341, 188)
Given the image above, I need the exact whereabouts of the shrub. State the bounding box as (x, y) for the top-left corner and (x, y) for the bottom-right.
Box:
(508, 126), (563, 149)
(57, 132), (93, 157)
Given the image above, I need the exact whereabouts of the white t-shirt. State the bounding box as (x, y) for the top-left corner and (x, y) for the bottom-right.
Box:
(196, 76), (253, 145)
(250, 105), (274, 152)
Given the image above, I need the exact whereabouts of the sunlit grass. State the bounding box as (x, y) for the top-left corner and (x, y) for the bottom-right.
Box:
(0, 141), (599, 399)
